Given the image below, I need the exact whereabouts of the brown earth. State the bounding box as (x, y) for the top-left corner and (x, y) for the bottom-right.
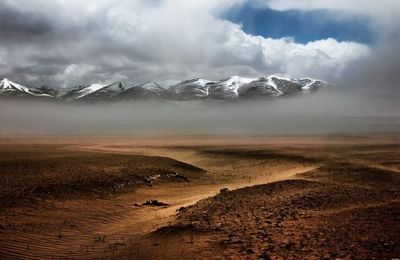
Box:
(0, 134), (399, 259)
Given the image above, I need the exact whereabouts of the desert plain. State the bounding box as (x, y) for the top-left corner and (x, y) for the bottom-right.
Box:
(0, 134), (399, 259)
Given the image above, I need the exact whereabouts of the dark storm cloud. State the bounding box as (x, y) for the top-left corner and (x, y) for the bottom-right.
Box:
(0, 2), (53, 40)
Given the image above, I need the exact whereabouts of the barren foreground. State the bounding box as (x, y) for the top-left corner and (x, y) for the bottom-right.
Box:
(0, 134), (399, 259)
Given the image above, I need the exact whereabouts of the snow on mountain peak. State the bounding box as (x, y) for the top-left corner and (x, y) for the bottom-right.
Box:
(0, 78), (53, 97)
(301, 79), (317, 90)
(212, 76), (257, 97)
(265, 76), (283, 95)
(0, 75), (329, 101)
(75, 83), (107, 99)
(222, 76), (256, 85)
(1, 78), (32, 93)
(194, 78), (213, 86)
(266, 75), (292, 81)
(141, 82), (164, 90)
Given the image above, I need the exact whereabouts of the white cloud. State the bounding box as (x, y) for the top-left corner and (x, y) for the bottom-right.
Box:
(0, 0), (378, 87)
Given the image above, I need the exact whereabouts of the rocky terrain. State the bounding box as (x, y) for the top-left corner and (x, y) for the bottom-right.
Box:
(169, 178), (400, 259)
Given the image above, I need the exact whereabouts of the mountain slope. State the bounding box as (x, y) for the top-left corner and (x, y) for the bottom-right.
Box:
(169, 78), (214, 100)
(239, 76), (327, 98)
(114, 82), (170, 100)
(209, 76), (255, 99)
(294, 78), (327, 91)
(238, 77), (282, 97)
(0, 78), (52, 97)
(61, 82), (126, 101)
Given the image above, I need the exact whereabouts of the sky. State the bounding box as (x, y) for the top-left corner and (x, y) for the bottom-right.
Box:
(0, 0), (399, 93)
(225, 3), (374, 44)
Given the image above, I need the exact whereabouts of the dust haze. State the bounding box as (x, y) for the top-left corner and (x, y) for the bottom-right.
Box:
(1, 89), (399, 136)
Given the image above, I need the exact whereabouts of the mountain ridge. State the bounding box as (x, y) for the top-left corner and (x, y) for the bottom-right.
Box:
(0, 75), (329, 102)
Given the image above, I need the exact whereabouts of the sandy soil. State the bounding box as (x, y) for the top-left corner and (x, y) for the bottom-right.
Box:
(0, 134), (399, 259)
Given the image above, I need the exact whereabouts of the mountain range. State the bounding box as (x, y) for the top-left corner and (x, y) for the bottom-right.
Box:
(0, 76), (328, 102)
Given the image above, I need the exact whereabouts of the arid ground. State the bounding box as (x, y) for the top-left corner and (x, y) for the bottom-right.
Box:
(0, 134), (399, 259)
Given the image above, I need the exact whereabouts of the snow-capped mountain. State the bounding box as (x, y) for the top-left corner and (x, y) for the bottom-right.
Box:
(169, 78), (214, 100)
(0, 78), (52, 97)
(114, 82), (170, 100)
(238, 76), (328, 98)
(0, 75), (328, 102)
(293, 78), (326, 91)
(238, 76), (283, 97)
(209, 76), (255, 99)
(61, 82), (126, 101)
(168, 75), (327, 100)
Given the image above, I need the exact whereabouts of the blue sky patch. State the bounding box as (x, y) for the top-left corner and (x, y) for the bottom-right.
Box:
(224, 2), (374, 44)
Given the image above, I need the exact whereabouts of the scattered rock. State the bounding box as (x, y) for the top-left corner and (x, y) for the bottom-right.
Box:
(173, 179), (400, 258)
(220, 188), (229, 194)
(142, 200), (169, 207)
(246, 248), (255, 254)
(221, 237), (243, 244)
(322, 254), (330, 260)
(258, 252), (271, 260)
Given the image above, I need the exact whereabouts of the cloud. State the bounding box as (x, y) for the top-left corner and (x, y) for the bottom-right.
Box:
(0, 0), (391, 89)
(250, 0), (400, 94)
(256, 0), (400, 39)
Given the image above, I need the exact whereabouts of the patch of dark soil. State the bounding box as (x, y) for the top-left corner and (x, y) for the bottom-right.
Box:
(298, 162), (400, 190)
(0, 146), (206, 208)
(200, 148), (320, 163)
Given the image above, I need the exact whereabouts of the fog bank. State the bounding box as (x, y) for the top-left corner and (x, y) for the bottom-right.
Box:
(0, 90), (399, 136)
